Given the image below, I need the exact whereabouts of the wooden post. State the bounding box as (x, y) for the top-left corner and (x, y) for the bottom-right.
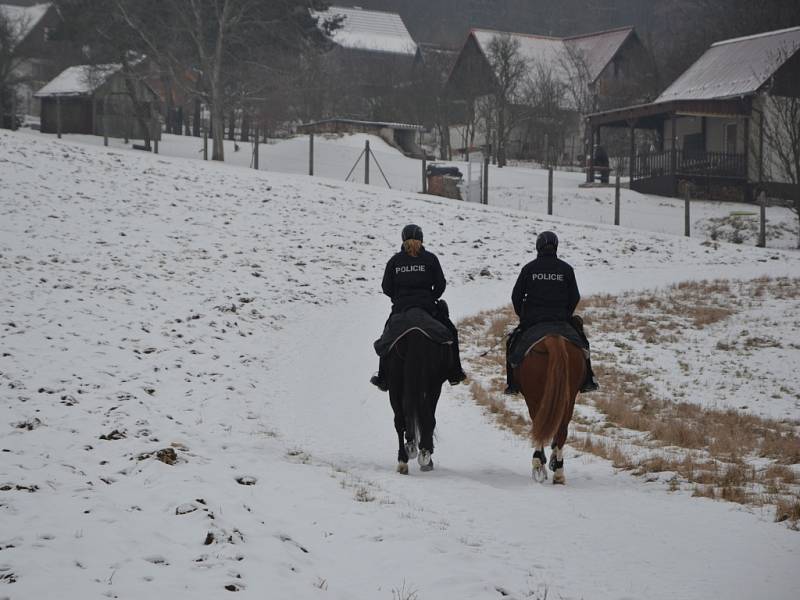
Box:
(309, 133), (314, 176)
(103, 95), (109, 147)
(364, 139), (370, 185)
(615, 170), (621, 226)
(152, 119), (159, 154)
(547, 167), (553, 215)
(483, 157), (489, 204)
(254, 125), (259, 170)
(422, 158), (427, 193)
(56, 95), (62, 139)
(203, 128), (208, 160)
(684, 183), (691, 237)
(670, 113), (678, 196)
(758, 190), (766, 248)
(628, 123), (635, 179)
(544, 132), (549, 167)
(11, 93), (18, 131)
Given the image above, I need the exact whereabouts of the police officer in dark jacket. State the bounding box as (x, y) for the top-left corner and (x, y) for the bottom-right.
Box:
(505, 230), (598, 394)
(371, 224), (466, 391)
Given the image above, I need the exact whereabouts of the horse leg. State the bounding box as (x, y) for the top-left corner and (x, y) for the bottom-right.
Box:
(550, 445), (565, 485)
(389, 389), (409, 474)
(417, 387), (436, 472)
(532, 446), (548, 482)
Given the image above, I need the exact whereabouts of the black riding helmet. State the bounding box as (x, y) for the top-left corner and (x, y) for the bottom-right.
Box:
(402, 224), (423, 242)
(536, 230), (558, 253)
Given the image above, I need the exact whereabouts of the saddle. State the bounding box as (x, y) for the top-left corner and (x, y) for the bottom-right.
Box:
(373, 307), (453, 357)
(509, 320), (589, 368)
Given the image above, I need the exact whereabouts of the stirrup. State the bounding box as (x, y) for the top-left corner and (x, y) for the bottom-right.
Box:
(580, 377), (599, 393)
(504, 384), (520, 395)
(370, 374), (388, 392)
(448, 371), (467, 386)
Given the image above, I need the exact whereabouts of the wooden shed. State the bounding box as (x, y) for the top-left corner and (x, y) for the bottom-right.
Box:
(34, 63), (160, 138)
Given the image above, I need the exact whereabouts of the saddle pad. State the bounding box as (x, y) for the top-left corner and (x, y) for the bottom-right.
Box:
(374, 307), (453, 357)
(509, 321), (589, 368)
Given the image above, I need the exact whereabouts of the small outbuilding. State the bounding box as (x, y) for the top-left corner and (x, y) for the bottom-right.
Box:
(34, 63), (160, 138)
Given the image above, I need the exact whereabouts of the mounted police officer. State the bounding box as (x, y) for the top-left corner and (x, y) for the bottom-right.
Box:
(371, 224), (467, 391)
(505, 230), (598, 395)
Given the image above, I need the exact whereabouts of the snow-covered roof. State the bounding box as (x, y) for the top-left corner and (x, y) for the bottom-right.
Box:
(0, 2), (52, 45)
(314, 5), (416, 56)
(565, 27), (635, 82)
(471, 26), (635, 85)
(656, 26), (800, 102)
(34, 64), (122, 97)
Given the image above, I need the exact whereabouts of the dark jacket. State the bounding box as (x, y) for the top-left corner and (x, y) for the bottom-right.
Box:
(382, 246), (446, 314)
(511, 250), (580, 328)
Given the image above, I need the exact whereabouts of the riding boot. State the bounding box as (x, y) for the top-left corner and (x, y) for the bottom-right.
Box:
(504, 328), (520, 395)
(571, 315), (599, 393)
(435, 301), (466, 385)
(370, 356), (389, 392)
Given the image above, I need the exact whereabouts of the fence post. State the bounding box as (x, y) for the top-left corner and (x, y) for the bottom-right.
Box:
(614, 170), (621, 225)
(684, 183), (691, 237)
(11, 93), (17, 131)
(152, 119), (159, 154)
(422, 158), (427, 193)
(103, 95), (109, 147)
(483, 157), (489, 204)
(56, 95), (62, 139)
(253, 125), (259, 170)
(758, 190), (767, 248)
(547, 167), (553, 215)
(309, 133), (314, 176)
(364, 139), (370, 184)
(203, 128), (208, 160)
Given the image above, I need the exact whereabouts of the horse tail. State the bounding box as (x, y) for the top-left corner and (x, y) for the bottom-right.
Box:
(531, 336), (570, 446)
(403, 331), (429, 443)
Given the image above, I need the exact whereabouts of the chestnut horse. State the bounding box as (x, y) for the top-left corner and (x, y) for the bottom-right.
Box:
(515, 335), (586, 484)
(386, 330), (451, 474)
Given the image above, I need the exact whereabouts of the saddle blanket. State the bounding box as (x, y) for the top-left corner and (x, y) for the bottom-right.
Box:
(373, 307), (453, 357)
(509, 321), (589, 368)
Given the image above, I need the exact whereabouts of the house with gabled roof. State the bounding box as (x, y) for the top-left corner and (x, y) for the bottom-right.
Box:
(309, 5), (419, 120)
(0, 1), (76, 123)
(587, 26), (800, 203)
(445, 25), (649, 162)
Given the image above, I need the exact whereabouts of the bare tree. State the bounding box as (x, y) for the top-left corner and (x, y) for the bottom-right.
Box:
(558, 43), (594, 117)
(761, 94), (800, 247)
(518, 60), (570, 163)
(485, 34), (528, 166)
(0, 8), (31, 128)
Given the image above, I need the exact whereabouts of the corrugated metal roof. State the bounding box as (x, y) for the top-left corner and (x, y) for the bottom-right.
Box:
(471, 26), (633, 84)
(656, 26), (800, 102)
(34, 64), (121, 97)
(0, 2), (51, 45)
(315, 5), (416, 56)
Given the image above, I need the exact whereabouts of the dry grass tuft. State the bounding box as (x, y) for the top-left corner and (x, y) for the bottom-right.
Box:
(459, 277), (800, 525)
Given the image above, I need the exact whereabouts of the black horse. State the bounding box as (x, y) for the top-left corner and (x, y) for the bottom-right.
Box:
(386, 330), (451, 474)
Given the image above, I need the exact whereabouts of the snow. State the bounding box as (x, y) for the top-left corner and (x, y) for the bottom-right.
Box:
(314, 6), (417, 56)
(1, 128), (799, 599)
(0, 2), (50, 45)
(34, 64), (121, 98)
(16, 128), (799, 249)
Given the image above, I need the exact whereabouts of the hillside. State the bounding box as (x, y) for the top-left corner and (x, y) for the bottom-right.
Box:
(1, 129), (799, 599)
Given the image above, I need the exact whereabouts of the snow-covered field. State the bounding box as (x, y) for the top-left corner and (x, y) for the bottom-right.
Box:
(1, 129), (799, 599)
(16, 127), (800, 249)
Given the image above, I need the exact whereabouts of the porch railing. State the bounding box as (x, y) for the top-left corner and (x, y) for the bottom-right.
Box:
(633, 150), (746, 180)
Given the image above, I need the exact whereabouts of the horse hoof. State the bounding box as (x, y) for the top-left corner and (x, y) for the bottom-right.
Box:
(418, 449), (432, 471)
(397, 462), (409, 475)
(404, 441), (418, 459)
(553, 469), (565, 485)
(532, 458), (548, 482)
